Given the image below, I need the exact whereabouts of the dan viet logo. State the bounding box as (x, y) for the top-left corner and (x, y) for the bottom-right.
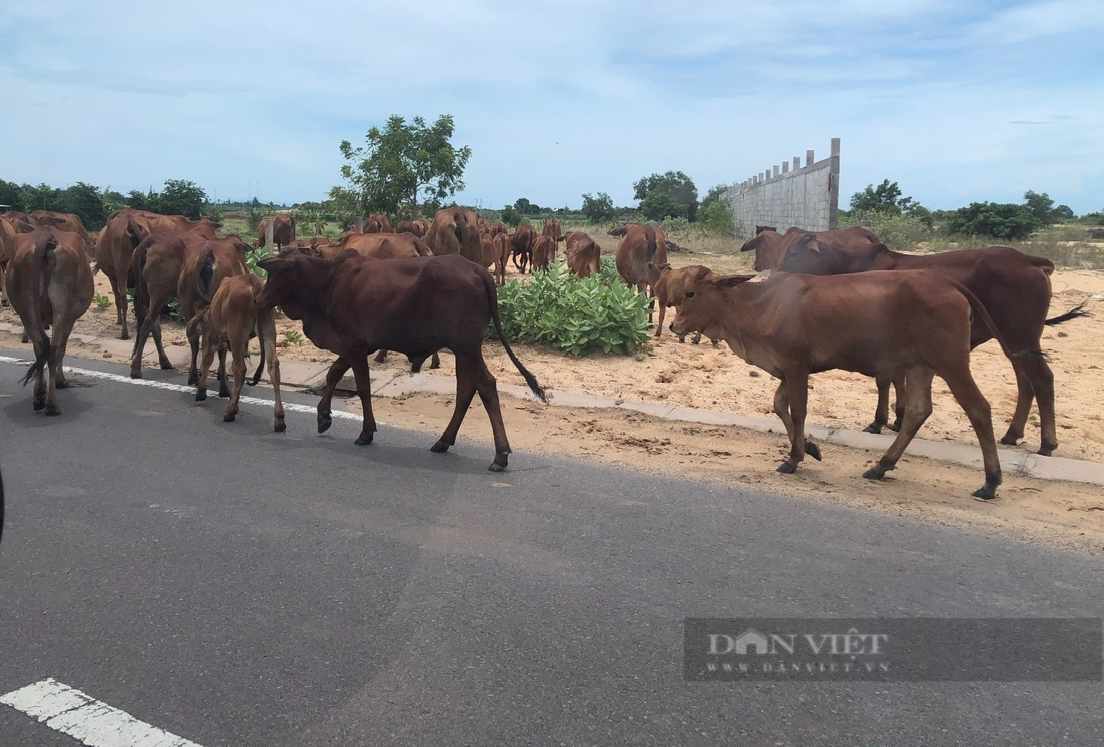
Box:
(709, 628), (889, 657)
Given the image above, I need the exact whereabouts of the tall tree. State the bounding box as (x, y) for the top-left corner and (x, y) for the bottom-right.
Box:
(850, 179), (916, 215)
(581, 192), (615, 222)
(56, 182), (107, 230)
(633, 171), (698, 221)
(1022, 190), (1061, 225)
(336, 114), (472, 219)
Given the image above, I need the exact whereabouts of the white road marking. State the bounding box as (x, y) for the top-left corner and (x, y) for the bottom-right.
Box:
(1, 678), (203, 746)
(0, 355), (364, 422)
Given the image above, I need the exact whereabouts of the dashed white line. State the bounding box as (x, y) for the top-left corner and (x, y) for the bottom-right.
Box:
(0, 355), (364, 422)
(1, 678), (203, 746)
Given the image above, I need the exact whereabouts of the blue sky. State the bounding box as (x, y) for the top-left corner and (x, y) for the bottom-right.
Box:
(2, 0), (1102, 214)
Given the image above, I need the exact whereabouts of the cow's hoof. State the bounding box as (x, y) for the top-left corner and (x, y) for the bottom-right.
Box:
(488, 462), (507, 472)
(999, 434), (1020, 446)
(187, 375), (197, 386)
(130, 369), (143, 380)
(862, 424), (882, 434)
(32, 399), (45, 412)
(1038, 443), (1057, 457)
(195, 391), (206, 402)
(887, 422), (902, 433)
(776, 462), (796, 474)
(355, 434), (373, 445)
(55, 380), (69, 390)
(805, 442), (822, 461)
(972, 486), (998, 501)
(218, 387), (230, 399)
(862, 468), (884, 481)
(45, 404), (61, 417)
(160, 361), (174, 370)
(317, 415), (332, 434)
(274, 419), (287, 433)
(430, 441), (450, 453)
(21, 334), (29, 343)
(120, 331), (129, 341)
(223, 412), (236, 422)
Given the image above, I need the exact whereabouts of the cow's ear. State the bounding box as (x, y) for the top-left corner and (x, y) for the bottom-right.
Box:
(716, 274), (756, 288)
(659, 262), (672, 269)
(257, 257), (288, 275)
(794, 233), (820, 254)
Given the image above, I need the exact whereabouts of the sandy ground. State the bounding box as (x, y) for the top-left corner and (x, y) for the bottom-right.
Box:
(3, 243), (1103, 552)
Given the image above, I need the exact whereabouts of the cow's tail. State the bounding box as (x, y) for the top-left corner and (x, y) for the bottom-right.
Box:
(644, 227), (656, 258)
(481, 270), (546, 403)
(22, 232), (58, 386)
(1045, 302), (1089, 326)
(197, 250), (216, 302)
(130, 245), (150, 355)
(955, 282), (1017, 361)
(248, 277), (266, 385)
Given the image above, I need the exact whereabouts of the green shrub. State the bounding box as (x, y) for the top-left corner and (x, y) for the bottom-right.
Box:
(492, 261), (650, 356)
(944, 202), (1040, 241)
(839, 212), (933, 251)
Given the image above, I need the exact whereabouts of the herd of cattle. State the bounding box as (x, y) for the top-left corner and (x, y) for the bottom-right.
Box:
(0, 206), (1091, 499)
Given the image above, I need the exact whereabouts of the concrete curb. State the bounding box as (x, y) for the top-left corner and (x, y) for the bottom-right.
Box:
(4, 322), (1102, 487)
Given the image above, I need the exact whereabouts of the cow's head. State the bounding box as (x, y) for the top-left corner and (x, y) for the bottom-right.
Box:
(255, 247), (327, 317)
(777, 233), (829, 275)
(670, 273), (755, 341)
(607, 224), (628, 237)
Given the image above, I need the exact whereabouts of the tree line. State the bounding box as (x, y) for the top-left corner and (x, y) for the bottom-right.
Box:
(0, 178), (209, 231)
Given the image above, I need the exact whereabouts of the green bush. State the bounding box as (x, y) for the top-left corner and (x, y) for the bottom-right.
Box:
(944, 202), (1040, 241)
(839, 212), (933, 251)
(492, 261), (650, 356)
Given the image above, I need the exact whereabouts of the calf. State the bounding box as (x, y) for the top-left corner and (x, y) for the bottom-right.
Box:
(178, 239), (249, 387)
(491, 232), (511, 286)
(671, 270), (1013, 500)
(563, 231), (601, 279)
(777, 234), (1087, 454)
(4, 227), (93, 415)
(190, 273), (285, 431)
(256, 250), (546, 471)
(531, 234), (556, 273)
(641, 262), (714, 341)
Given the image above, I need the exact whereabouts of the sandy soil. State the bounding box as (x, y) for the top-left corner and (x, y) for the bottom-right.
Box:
(3, 244), (1103, 552)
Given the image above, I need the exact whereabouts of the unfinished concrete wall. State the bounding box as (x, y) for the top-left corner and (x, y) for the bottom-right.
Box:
(725, 139), (840, 240)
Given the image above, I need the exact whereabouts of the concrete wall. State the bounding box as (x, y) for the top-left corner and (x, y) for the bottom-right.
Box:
(725, 139), (840, 240)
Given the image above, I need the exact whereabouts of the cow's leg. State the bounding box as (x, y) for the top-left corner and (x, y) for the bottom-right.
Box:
(429, 350), (440, 369)
(194, 322), (217, 402)
(1002, 355), (1057, 456)
(316, 358), (350, 433)
(216, 345), (230, 398)
(865, 375), (893, 434)
(106, 270), (124, 327)
(691, 331), (702, 344)
(186, 316), (202, 385)
(431, 356), (480, 458)
(374, 349), (388, 364)
(28, 332), (49, 412)
(150, 313), (172, 369)
(223, 329), (248, 422)
(864, 367), (933, 482)
(474, 357), (512, 471)
(780, 372), (816, 473)
(348, 355), (377, 445)
(50, 316), (76, 391)
(258, 309), (285, 432)
(772, 376), (820, 473)
(130, 313), (153, 378)
(115, 268), (130, 340)
(653, 301), (667, 338)
(941, 367), (1002, 500)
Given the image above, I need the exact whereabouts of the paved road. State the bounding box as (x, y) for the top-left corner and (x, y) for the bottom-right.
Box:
(1, 347), (1102, 746)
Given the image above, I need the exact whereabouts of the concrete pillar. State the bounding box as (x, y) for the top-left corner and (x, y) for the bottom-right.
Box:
(806, 149), (814, 166)
(265, 220), (275, 256)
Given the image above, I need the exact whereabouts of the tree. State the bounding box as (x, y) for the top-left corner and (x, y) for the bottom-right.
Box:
(514, 197), (541, 215)
(850, 179), (916, 215)
(944, 202), (1040, 240)
(698, 199), (737, 236)
(56, 182), (107, 230)
(155, 179), (208, 218)
(633, 171), (698, 221)
(581, 192), (615, 223)
(699, 184), (730, 210)
(501, 205), (522, 226)
(337, 114), (472, 219)
(1053, 204), (1074, 220)
(0, 179), (23, 211)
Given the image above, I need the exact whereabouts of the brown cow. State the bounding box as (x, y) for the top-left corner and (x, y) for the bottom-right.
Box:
(256, 214), (297, 250)
(739, 226), (882, 273)
(611, 223), (669, 320)
(671, 269), (1013, 500)
(363, 214), (393, 234)
(777, 236), (1087, 455)
(491, 232), (511, 286)
(563, 231), (601, 279)
(178, 238), (249, 387)
(479, 232), (497, 269)
(321, 232), (431, 260)
(531, 235), (556, 273)
(255, 250), (546, 470)
(96, 210), (218, 339)
(1, 215), (36, 307)
(4, 227), (94, 415)
(128, 224), (222, 377)
(424, 206), (483, 262)
(541, 218), (565, 263)
(190, 273), (285, 431)
(641, 262), (715, 341)
(397, 220), (427, 238)
(28, 210), (94, 256)
(511, 224), (536, 274)
(1089, 228), (1104, 240)
(490, 222), (508, 237)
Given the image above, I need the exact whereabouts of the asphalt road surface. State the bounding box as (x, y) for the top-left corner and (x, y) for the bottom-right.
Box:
(1, 347), (1102, 746)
